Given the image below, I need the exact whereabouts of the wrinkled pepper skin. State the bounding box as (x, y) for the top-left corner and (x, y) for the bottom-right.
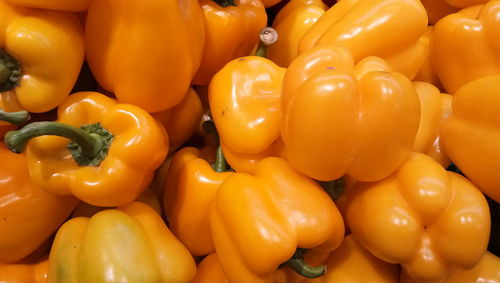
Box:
(267, 0), (327, 67)
(401, 252), (500, 283)
(162, 147), (233, 256)
(191, 253), (228, 283)
(0, 260), (48, 283)
(431, 1), (500, 94)
(209, 56), (286, 158)
(6, 0), (90, 11)
(282, 45), (420, 182)
(276, 235), (400, 283)
(192, 0), (267, 85)
(0, 144), (78, 264)
(210, 157), (345, 283)
(22, 91), (169, 207)
(441, 75), (500, 203)
(345, 152), (491, 282)
(0, 1), (84, 113)
(48, 202), (196, 283)
(85, 0), (204, 113)
(153, 88), (203, 153)
(298, 0), (428, 79)
(413, 81), (452, 167)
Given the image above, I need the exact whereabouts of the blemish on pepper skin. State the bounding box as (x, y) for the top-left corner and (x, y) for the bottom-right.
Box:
(222, 110), (225, 117)
(326, 66), (335, 70)
(238, 58), (245, 62)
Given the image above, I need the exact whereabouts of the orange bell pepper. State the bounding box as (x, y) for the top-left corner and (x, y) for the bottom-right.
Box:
(282, 45), (420, 182)
(162, 146), (233, 256)
(267, 0), (327, 67)
(298, 0), (428, 79)
(0, 100), (29, 139)
(440, 75), (500, 203)
(209, 56), (286, 172)
(420, 0), (458, 25)
(431, 1), (500, 94)
(85, 0), (205, 113)
(48, 202), (196, 283)
(210, 157), (345, 282)
(277, 235), (400, 283)
(0, 260), (48, 283)
(192, 0), (267, 85)
(401, 252), (500, 283)
(0, 1), (84, 113)
(191, 253), (228, 283)
(414, 27), (442, 88)
(262, 0), (284, 7)
(345, 152), (491, 282)
(4, 91), (168, 207)
(6, 0), (90, 11)
(153, 87), (204, 153)
(0, 144), (78, 264)
(413, 81), (452, 167)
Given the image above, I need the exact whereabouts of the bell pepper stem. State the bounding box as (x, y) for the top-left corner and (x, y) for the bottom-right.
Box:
(255, 27), (278, 58)
(212, 146), (228, 172)
(212, 0), (236, 7)
(5, 121), (103, 156)
(0, 108), (30, 125)
(0, 49), (21, 92)
(286, 248), (326, 278)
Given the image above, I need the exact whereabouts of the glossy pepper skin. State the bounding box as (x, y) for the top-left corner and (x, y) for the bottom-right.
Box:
(0, 144), (78, 264)
(209, 56), (286, 172)
(153, 88), (203, 153)
(85, 0), (204, 113)
(413, 81), (452, 167)
(6, 91), (168, 207)
(162, 147), (233, 256)
(401, 252), (500, 283)
(0, 1), (84, 113)
(431, 1), (500, 94)
(267, 0), (327, 67)
(192, 0), (267, 85)
(6, 0), (90, 11)
(345, 152), (491, 282)
(48, 202), (196, 283)
(441, 75), (500, 203)
(277, 235), (400, 283)
(0, 260), (48, 283)
(281, 45), (420, 182)
(191, 253), (228, 283)
(210, 157), (345, 283)
(298, 0), (428, 79)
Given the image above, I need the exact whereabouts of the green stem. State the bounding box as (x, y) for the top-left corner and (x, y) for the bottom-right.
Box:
(5, 121), (102, 156)
(212, 0), (236, 7)
(0, 49), (22, 92)
(286, 249), (326, 278)
(212, 146), (228, 172)
(0, 108), (30, 125)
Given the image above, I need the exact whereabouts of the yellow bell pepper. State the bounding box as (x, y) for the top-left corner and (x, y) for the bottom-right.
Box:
(401, 252), (500, 283)
(413, 81), (452, 167)
(162, 146), (233, 256)
(191, 253), (228, 283)
(4, 91), (169, 207)
(192, 0), (267, 85)
(6, 0), (90, 11)
(0, 144), (78, 264)
(85, 0), (205, 112)
(0, 260), (48, 283)
(276, 235), (400, 283)
(440, 75), (500, 203)
(431, 0), (500, 94)
(0, 1), (84, 113)
(414, 27), (442, 88)
(345, 152), (491, 282)
(282, 45), (420, 182)
(210, 157), (345, 282)
(48, 202), (196, 283)
(267, 0), (327, 67)
(298, 0), (428, 79)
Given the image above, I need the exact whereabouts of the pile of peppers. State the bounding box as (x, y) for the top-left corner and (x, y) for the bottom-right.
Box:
(0, 0), (499, 282)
